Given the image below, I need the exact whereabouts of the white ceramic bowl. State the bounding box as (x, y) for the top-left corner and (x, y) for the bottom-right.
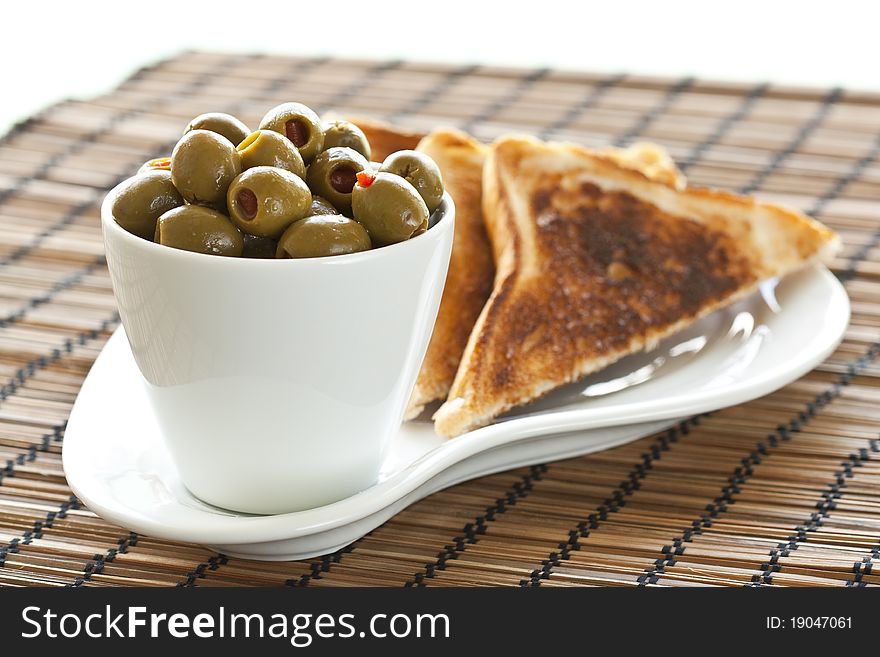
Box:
(101, 181), (454, 515)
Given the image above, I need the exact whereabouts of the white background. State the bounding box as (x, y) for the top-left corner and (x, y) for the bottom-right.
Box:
(1, 0), (877, 133)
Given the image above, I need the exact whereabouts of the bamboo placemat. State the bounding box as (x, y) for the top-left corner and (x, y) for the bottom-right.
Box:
(0, 52), (877, 587)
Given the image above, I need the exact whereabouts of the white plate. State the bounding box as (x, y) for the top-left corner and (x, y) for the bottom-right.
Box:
(63, 264), (849, 560)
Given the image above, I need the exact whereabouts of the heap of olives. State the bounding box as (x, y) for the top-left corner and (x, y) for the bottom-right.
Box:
(112, 103), (445, 258)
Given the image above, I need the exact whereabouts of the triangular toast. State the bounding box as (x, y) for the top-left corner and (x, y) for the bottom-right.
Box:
(333, 118), (688, 419)
(433, 135), (839, 437)
(406, 131), (690, 418)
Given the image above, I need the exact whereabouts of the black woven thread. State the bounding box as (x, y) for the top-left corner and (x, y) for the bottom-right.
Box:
(286, 544), (357, 587)
(175, 553), (229, 587)
(845, 451), (880, 588)
(404, 464), (548, 587)
(0, 114), (122, 208)
(519, 417), (703, 587)
(0, 313), (120, 566)
(319, 59), (404, 114)
(635, 339), (880, 587)
(848, 554), (879, 588)
(538, 73), (626, 140)
(677, 82), (769, 173)
(614, 76), (695, 148)
(461, 67), (551, 133)
(750, 437), (880, 587)
(386, 64), (480, 124)
(0, 496), (81, 568)
(215, 55), (333, 122)
(807, 127), (880, 284)
(0, 113), (43, 149)
(68, 532), (139, 588)
(0, 418), (133, 585)
(840, 233), (880, 283)
(0, 177), (137, 273)
(0, 198), (98, 268)
(739, 87), (843, 195)
(258, 55), (331, 98)
(0, 256), (106, 330)
(813, 130), (880, 284)
(0, 312), (119, 405)
(0, 420), (66, 486)
(725, 87), (880, 285)
(286, 465), (549, 587)
(808, 130), (880, 217)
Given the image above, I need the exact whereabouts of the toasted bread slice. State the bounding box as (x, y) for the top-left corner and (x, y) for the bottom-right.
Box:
(327, 114), (424, 161)
(433, 135), (839, 437)
(406, 134), (687, 418)
(406, 129), (494, 418)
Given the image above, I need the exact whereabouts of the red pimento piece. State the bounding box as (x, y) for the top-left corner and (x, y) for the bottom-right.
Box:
(356, 171), (376, 188)
(143, 156), (172, 170)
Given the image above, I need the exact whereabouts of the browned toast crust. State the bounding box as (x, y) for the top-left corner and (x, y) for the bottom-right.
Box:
(406, 129), (493, 418)
(433, 135), (838, 437)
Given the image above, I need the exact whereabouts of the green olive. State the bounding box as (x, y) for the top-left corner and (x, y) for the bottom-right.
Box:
(112, 171), (184, 240)
(242, 234), (278, 259)
(236, 130), (306, 179)
(226, 166), (312, 238)
(276, 215), (371, 258)
(184, 112), (251, 147)
(259, 102), (324, 163)
(351, 171), (429, 246)
(310, 196), (337, 216)
(137, 156), (172, 174)
(305, 147), (369, 215)
(380, 150), (444, 213)
(171, 130), (242, 210)
(322, 120), (371, 160)
(155, 205), (243, 256)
